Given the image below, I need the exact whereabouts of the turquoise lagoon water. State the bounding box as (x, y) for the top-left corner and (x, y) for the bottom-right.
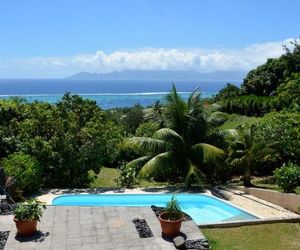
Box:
(0, 79), (227, 109)
(52, 194), (258, 225)
(0, 92), (215, 109)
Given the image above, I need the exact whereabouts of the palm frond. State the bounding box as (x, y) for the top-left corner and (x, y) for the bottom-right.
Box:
(221, 128), (240, 137)
(126, 156), (151, 170)
(165, 84), (187, 134)
(206, 111), (229, 126)
(187, 87), (202, 111)
(153, 128), (184, 146)
(139, 151), (175, 178)
(192, 143), (225, 164)
(125, 137), (166, 155)
(184, 162), (203, 186)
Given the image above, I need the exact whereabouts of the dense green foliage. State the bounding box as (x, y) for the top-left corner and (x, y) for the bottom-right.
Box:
(0, 94), (123, 194)
(241, 39), (300, 96)
(213, 83), (240, 101)
(217, 40), (300, 116)
(1, 39), (299, 194)
(220, 95), (277, 116)
(253, 112), (300, 166)
(273, 162), (300, 193)
(14, 199), (45, 221)
(2, 153), (41, 195)
(135, 121), (160, 137)
(241, 58), (286, 96)
(276, 73), (300, 110)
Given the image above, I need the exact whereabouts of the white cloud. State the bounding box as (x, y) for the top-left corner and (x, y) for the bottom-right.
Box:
(1, 38), (297, 78)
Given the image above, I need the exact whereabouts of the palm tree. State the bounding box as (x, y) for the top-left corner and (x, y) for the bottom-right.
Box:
(226, 126), (277, 187)
(126, 85), (225, 185)
(144, 100), (165, 126)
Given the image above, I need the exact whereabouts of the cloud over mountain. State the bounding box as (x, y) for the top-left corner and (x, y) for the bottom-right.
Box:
(0, 38), (295, 78)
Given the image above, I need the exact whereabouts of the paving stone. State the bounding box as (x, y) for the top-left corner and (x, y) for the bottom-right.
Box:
(66, 245), (82, 250)
(81, 235), (97, 244)
(2, 206), (208, 249)
(66, 237), (81, 246)
(81, 243), (98, 250)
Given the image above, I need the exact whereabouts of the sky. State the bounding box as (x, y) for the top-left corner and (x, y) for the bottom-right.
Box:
(0, 0), (299, 78)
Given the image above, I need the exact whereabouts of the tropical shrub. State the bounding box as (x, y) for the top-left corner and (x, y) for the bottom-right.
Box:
(116, 164), (136, 188)
(121, 104), (144, 134)
(253, 112), (300, 166)
(2, 152), (42, 194)
(213, 83), (240, 101)
(135, 121), (160, 137)
(273, 162), (300, 193)
(276, 73), (300, 110)
(241, 58), (286, 96)
(0, 94), (124, 189)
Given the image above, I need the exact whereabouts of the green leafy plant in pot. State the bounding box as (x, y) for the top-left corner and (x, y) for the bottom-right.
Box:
(13, 199), (46, 236)
(158, 195), (183, 237)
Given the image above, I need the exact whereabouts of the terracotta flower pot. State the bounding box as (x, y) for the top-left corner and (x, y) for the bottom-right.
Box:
(13, 217), (37, 236)
(158, 212), (183, 237)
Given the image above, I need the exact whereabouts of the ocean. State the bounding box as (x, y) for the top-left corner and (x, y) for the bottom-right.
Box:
(0, 79), (235, 109)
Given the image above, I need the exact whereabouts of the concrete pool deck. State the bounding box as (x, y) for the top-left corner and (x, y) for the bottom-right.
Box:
(0, 206), (205, 250)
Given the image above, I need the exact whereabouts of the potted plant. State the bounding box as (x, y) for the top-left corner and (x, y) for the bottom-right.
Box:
(158, 195), (183, 237)
(13, 199), (45, 236)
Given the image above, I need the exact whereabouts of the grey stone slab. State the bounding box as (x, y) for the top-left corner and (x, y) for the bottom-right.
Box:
(66, 245), (82, 250)
(81, 235), (97, 244)
(66, 237), (81, 246)
(80, 243), (98, 250)
(2, 206), (207, 250)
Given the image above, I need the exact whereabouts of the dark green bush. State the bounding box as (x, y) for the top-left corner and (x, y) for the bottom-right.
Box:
(273, 162), (300, 193)
(2, 152), (42, 195)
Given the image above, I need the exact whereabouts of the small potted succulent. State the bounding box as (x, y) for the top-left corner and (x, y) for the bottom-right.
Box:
(158, 195), (183, 237)
(13, 199), (45, 236)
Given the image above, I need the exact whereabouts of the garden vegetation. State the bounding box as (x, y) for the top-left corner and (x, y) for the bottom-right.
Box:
(0, 40), (300, 198)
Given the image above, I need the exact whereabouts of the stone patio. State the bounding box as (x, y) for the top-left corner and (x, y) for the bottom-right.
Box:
(0, 206), (205, 250)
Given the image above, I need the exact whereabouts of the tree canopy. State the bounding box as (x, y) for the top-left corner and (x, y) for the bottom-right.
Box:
(126, 86), (225, 185)
(241, 39), (300, 96)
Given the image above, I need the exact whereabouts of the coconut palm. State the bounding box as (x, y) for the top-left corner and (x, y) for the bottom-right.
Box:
(226, 126), (277, 187)
(126, 85), (225, 185)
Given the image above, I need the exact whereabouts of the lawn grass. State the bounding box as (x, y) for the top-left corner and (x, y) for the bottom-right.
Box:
(252, 183), (300, 194)
(219, 114), (259, 130)
(89, 167), (120, 188)
(229, 177), (300, 194)
(202, 223), (300, 250)
(90, 167), (171, 188)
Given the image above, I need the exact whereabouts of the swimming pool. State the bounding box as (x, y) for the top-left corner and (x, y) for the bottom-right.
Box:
(52, 193), (259, 225)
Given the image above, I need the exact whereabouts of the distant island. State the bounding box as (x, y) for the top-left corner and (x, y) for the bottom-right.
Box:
(66, 70), (247, 81)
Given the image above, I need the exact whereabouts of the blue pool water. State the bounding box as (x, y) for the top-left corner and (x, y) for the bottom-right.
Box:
(52, 194), (258, 225)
